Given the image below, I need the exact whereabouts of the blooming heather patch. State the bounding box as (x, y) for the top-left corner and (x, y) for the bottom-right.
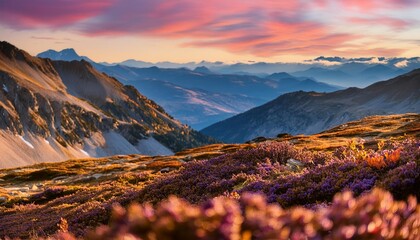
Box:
(137, 142), (331, 204)
(51, 189), (419, 240)
(138, 140), (420, 205)
(0, 139), (419, 238)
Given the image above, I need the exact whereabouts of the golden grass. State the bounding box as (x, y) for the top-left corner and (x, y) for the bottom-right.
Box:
(274, 113), (420, 151)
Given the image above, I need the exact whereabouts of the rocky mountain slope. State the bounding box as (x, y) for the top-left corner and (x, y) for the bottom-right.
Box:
(0, 41), (215, 168)
(201, 70), (420, 143)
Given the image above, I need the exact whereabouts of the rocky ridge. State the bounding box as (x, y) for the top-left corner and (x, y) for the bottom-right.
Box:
(0, 42), (215, 168)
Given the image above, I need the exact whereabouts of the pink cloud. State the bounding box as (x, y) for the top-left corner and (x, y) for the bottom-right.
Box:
(0, 0), (113, 28)
(182, 21), (356, 57)
(340, 0), (419, 11)
(349, 17), (410, 29)
(0, 0), (415, 57)
(79, 0), (356, 56)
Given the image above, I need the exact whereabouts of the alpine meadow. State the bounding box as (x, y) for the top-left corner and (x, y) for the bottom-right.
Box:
(0, 1), (419, 239)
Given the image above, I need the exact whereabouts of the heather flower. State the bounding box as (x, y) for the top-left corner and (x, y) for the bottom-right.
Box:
(2, 140), (419, 238)
(80, 189), (420, 240)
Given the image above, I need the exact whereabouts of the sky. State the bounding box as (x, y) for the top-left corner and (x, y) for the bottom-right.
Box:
(1, 0), (420, 63)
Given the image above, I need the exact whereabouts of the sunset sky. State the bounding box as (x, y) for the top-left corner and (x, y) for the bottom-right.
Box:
(1, 0), (420, 63)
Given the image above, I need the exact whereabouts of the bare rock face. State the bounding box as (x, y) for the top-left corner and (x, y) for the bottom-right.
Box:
(0, 69), (114, 146)
(0, 41), (216, 168)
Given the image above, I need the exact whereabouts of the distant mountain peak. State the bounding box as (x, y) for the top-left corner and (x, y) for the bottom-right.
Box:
(37, 48), (92, 62)
(40, 48), (78, 56)
(61, 48), (77, 53)
(266, 72), (294, 80)
(193, 66), (212, 74)
(58, 48), (79, 58)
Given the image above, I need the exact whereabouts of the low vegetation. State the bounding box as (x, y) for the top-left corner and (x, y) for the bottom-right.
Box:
(0, 114), (419, 239)
(60, 189), (420, 240)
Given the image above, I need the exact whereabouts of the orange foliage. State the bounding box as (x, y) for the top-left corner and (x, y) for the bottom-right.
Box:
(364, 149), (401, 169)
(385, 149), (401, 163)
(365, 155), (386, 168)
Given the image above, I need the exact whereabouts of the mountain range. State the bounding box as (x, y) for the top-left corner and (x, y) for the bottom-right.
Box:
(93, 55), (419, 87)
(291, 64), (406, 87)
(37, 49), (340, 129)
(0, 42), (215, 168)
(38, 49), (420, 137)
(201, 69), (420, 143)
(40, 50), (419, 86)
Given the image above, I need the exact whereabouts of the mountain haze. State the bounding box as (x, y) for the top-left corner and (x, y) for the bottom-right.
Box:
(38, 48), (340, 129)
(201, 70), (420, 143)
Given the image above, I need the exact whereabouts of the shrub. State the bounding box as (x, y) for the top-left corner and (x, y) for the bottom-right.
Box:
(50, 189), (420, 240)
